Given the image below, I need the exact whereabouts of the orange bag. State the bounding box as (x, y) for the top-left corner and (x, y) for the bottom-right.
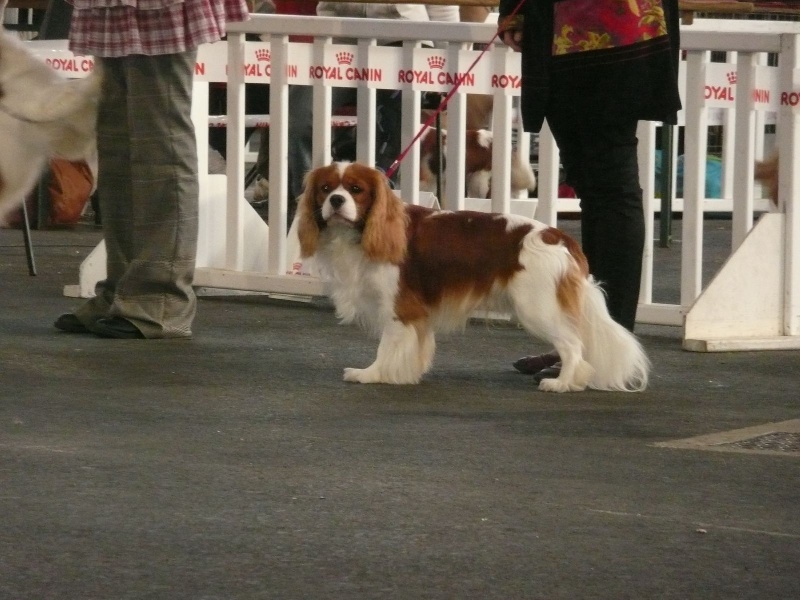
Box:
(4, 159), (94, 228)
(46, 158), (94, 226)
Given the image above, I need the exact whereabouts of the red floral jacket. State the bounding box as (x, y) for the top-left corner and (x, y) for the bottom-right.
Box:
(498, 0), (682, 131)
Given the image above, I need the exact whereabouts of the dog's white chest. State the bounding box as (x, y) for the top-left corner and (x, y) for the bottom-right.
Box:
(316, 232), (400, 334)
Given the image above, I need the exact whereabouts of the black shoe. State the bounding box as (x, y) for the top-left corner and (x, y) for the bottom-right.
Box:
(54, 313), (91, 334)
(532, 363), (561, 384)
(89, 316), (145, 339)
(513, 352), (560, 375)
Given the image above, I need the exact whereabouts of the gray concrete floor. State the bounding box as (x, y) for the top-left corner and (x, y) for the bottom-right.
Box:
(1, 216), (798, 599)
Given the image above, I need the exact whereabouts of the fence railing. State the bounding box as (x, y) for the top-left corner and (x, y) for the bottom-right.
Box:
(31, 13), (800, 350)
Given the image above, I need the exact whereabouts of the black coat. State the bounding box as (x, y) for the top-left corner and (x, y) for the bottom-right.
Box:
(499, 0), (682, 132)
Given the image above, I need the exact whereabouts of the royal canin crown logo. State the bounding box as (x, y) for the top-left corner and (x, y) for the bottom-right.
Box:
(255, 49), (271, 63)
(336, 52), (354, 66)
(726, 71), (737, 85)
(427, 56), (446, 70)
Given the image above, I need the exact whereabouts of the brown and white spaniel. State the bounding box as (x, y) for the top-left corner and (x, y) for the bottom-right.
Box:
(297, 162), (649, 392)
(419, 128), (536, 199)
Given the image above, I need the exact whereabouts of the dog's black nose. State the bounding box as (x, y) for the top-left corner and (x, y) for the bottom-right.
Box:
(329, 194), (346, 209)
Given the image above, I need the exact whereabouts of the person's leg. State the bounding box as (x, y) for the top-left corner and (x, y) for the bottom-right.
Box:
(251, 121), (271, 205)
(287, 85), (313, 201)
(546, 112), (644, 332)
(255, 122), (270, 180)
(88, 51), (199, 339)
(244, 82), (269, 156)
(207, 83), (228, 158)
(118, 50), (198, 337)
(209, 83), (267, 160)
(71, 56), (129, 329)
(253, 83), (271, 181)
(579, 122), (643, 331)
(250, 85), (271, 205)
(329, 89), (357, 164)
(375, 88), (402, 180)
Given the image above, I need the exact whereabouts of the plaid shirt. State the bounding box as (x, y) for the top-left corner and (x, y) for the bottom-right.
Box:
(69, 0), (250, 57)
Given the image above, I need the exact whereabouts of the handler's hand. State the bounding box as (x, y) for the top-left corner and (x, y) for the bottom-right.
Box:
(500, 29), (523, 52)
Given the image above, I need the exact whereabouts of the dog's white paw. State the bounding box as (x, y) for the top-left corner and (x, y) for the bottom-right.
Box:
(343, 367), (381, 383)
(343, 366), (422, 384)
(538, 378), (586, 393)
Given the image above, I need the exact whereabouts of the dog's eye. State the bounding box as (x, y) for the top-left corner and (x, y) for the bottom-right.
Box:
(321, 184), (331, 193)
(350, 185), (362, 194)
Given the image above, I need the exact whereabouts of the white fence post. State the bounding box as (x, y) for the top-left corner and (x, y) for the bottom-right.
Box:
(731, 50), (759, 250)
(681, 49), (710, 308)
(266, 32), (290, 275)
(225, 32), (247, 272)
(779, 33), (800, 336)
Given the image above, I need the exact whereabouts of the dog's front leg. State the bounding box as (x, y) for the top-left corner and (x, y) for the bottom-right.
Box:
(344, 319), (434, 384)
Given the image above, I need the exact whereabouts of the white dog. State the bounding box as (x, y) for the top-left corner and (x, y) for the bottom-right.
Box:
(0, 30), (102, 223)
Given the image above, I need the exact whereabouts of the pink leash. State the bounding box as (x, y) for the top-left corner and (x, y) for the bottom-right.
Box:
(384, 0), (525, 180)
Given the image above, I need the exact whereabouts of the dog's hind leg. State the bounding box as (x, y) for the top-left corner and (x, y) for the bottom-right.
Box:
(517, 311), (593, 393)
(344, 319), (435, 384)
(509, 278), (594, 393)
(537, 333), (594, 393)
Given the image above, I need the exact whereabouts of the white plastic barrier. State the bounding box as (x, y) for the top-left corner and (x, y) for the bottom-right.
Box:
(675, 19), (800, 350)
(30, 14), (800, 351)
(218, 15), (533, 295)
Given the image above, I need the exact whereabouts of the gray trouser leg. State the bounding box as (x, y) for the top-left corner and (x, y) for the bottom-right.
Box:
(76, 51), (199, 338)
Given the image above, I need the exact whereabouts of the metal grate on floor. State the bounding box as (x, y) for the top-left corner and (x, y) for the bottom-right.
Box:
(721, 432), (800, 454)
(653, 419), (800, 457)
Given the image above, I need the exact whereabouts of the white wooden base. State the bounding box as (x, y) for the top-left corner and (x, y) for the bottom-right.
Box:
(62, 239), (107, 299)
(683, 212), (800, 351)
(63, 174), (275, 298)
(636, 303), (685, 327)
(684, 336), (800, 352)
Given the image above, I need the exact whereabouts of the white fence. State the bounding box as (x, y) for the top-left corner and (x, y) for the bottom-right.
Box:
(664, 19), (799, 350)
(32, 14), (800, 351)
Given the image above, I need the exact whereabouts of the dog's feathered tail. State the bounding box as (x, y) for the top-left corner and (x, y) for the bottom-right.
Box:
(579, 278), (650, 392)
(513, 227), (648, 392)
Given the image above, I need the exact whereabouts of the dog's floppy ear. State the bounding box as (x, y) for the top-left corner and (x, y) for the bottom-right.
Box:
(297, 168), (322, 258)
(361, 169), (407, 264)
